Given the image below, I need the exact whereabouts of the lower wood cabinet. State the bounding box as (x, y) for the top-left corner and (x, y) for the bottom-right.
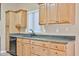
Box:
(22, 43), (31, 56)
(16, 38), (31, 56)
(16, 39), (23, 56)
(16, 38), (75, 56)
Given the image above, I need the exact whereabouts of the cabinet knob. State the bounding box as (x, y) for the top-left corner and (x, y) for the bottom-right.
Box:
(55, 52), (57, 54)
(55, 46), (57, 48)
(43, 49), (45, 51)
(32, 47), (34, 48)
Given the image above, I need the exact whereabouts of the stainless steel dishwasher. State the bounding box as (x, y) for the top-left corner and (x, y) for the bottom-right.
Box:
(9, 37), (16, 56)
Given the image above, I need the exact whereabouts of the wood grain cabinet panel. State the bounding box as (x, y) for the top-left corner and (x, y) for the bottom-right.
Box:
(22, 43), (31, 56)
(16, 38), (75, 56)
(31, 40), (49, 48)
(57, 3), (75, 24)
(16, 10), (27, 27)
(31, 45), (48, 56)
(49, 42), (66, 51)
(39, 4), (47, 25)
(48, 3), (58, 24)
(16, 38), (31, 56)
(49, 49), (65, 56)
(39, 3), (75, 24)
(16, 41), (23, 56)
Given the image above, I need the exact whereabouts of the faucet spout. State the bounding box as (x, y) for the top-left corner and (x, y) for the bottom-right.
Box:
(30, 29), (36, 36)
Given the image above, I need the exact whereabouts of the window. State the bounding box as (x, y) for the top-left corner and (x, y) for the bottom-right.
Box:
(26, 10), (41, 33)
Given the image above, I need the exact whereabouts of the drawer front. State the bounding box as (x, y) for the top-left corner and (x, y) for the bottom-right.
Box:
(49, 42), (66, 51)
(22, 39), (30, 44)
(49, 49), (58, 56)
(31, 40), (49, 47)
(41, 48), (48, 56)
(31, 45), (39, 55)
(31, 45), (48, 56)
(57, 50), (66, 56)
(49, 49), (65, 56)
(17, 38), (22, 42)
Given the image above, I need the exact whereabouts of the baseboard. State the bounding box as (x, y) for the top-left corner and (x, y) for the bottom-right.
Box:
(1, 50), (6, 53)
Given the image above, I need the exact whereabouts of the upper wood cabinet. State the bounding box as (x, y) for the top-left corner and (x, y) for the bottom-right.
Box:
(16, 10), (27, 28)
(6, 9), (27, 33)
(6, 11), (17, 33)
(48, 4), (58, 24)
(39, 3), (75, 25)
(57, 3), (75, 24)
(39, 4), (47, 25)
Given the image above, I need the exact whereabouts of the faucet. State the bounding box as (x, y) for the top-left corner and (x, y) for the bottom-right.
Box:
(30, 29), (36, 36)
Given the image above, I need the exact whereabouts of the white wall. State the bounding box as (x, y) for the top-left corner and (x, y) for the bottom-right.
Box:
(0, 3), (38, 52)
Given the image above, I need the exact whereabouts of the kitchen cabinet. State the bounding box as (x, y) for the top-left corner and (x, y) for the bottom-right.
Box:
(49, 41), (75, 56)
(16, 38), (23, 56)
(5, 10), (27, 51)
(22, 43), (31, 56)
(16, 10), (27, 28)
(6, 11), (17, 33)
(6, 9), (27, 33)
(57, 3), (75, 24)
(39, 3), (75, 24)
(39, 4), (47, 25)
(48, 4), (58, 24)
(16, 38), (75, 56)
(22, 39), (31, 56)
(16, 38), (31, 56)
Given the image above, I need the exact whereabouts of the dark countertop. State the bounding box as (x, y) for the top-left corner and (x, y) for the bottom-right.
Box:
(10, 33), (75, 44)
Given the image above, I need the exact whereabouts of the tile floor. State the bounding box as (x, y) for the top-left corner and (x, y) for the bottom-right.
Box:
(0, 53), (11, 56)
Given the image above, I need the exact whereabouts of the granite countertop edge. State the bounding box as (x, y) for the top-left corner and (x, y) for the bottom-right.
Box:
(10, 35), (75, 44)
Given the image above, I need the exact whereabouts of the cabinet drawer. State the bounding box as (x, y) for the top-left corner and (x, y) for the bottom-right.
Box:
(49, 49), (65, 56)
(17, 38), (22, 42)
(49, 42), (66, 51)
(31, 40), (49, 47)
(31, 45), (41, 55)
(31, 45), (48, 56)
(22, 39), (30, 44)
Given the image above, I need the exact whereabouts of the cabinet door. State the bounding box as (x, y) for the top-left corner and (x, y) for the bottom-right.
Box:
(58, 3), (75, 24)
(16, 42), (23, 56)
(39, 4), (47, 25)
(8, 12), (17, 33)
(22, 43), (31, 56)
(16, 10), (27, 27)
(48, 3), (58, 24)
